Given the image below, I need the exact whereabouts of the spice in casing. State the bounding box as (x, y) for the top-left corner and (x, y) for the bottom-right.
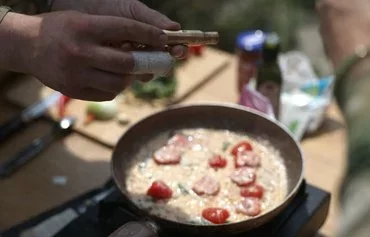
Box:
(162, 30), (219, 45)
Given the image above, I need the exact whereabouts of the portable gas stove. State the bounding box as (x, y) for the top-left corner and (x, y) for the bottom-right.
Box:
(1, 179), (330, 237)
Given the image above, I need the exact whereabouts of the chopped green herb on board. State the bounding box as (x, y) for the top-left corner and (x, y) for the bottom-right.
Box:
(131, 76), (177, 99)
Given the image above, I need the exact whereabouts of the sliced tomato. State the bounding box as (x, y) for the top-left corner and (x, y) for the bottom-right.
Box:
(235, 150), (261, 168)
(236, 198), (262, 217)
(147, 180), (173, 199)
(153, 145), (181, 165)
(209, 155), (227, 168)
(202, 208), (230, 224)
(189, 45), (204, 56)
(192, 175), (220, 196)
(231, 141), (253, 157)
(240, 184), (264, 199)
(230, 167), (256, 186)
(58, 95), (71, 118)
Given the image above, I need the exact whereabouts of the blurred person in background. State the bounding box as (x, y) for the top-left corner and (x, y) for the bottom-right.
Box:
(0, 0), (187, 101)
(318, 0), (370, 236)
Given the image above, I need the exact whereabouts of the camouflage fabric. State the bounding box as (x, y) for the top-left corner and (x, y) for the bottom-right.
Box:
(0, 0), (52, 14)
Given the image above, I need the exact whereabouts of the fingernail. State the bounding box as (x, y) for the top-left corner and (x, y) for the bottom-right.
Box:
(160, 19), (181, 30)
(170, 21), (180, 26)
(167, 21), (181, 30)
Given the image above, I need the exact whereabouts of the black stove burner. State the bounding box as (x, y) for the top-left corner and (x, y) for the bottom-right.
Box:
(1, 179), (330, 237)
(93, 180), (329, 237)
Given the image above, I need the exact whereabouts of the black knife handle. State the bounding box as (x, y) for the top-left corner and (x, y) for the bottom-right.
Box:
(0, 115), (25, 144)
(0, 135), (52, 178)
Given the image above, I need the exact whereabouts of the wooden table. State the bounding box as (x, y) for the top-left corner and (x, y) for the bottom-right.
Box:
(0, 50), (346, 237)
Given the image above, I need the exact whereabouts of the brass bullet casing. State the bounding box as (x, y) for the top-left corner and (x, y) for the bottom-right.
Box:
(162, 30), (219, 45)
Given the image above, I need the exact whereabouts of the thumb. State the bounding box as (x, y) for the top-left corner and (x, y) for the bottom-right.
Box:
(122, 0), (181, 30)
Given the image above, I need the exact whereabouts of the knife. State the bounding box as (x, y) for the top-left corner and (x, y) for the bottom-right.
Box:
(0, 92), (62, 144)
(0, 116), (75, 178)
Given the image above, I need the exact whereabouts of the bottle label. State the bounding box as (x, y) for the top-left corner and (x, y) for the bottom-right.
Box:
(239, 84), (275, 119)
(257, 81), (281, 118)
(238, 62), (257, 92)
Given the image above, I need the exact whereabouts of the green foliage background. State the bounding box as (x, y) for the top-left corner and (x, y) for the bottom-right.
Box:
(142, 0), (317, 53)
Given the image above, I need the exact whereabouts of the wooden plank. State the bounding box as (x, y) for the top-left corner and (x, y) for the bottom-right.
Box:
(4, 47), (230, 147)
(170, 47), (231, 103)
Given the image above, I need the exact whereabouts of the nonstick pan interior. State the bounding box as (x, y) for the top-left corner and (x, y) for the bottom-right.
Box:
(111, 103), (304, 236)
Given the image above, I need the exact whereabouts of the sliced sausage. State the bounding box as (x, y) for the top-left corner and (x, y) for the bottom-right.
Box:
(240, 184), (264, 198)
(236, 197), (262, 217)
(235, 150), (261, 167)
(153, 145), (181, 165)
(231, 141), (253, 157)
(192, 175), (220, 195)
(167, 134), (190, 148)
(230, 167), (256, 186)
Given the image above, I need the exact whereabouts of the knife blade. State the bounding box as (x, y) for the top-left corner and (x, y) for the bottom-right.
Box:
(0, 91), (62, 144)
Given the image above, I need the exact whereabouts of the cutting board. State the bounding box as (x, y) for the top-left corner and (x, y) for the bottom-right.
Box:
(4, 47), (231, 147)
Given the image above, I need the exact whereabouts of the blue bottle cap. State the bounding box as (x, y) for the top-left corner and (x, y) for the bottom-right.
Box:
(236, 30), (266, 52)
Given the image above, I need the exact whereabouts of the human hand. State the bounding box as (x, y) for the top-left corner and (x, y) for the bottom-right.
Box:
(26, 10), (169, 101)
(51, 0), (188, 59)
(317, 0), (370, 68)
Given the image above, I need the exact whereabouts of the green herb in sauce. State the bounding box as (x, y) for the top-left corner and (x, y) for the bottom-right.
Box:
(222, 141), (230, 151)
(177, 183), (189, 195)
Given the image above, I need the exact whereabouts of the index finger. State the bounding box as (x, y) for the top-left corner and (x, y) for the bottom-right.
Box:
(124, 0), (181, 30)
(88, 15), (167, 48)
(89, 46), (174, 76)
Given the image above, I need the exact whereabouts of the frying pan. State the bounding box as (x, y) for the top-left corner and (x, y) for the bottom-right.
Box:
(110, 103), (304, 237)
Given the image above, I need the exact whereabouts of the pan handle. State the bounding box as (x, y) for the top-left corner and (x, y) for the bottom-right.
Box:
(108, 221), (158, 237)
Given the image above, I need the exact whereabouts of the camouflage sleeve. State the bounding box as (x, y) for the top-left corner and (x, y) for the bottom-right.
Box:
(0, 0), (53, 14)
(334, 56), (370, 237)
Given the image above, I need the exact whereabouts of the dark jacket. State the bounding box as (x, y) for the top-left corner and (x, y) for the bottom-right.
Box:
(0, 0), (51, 14)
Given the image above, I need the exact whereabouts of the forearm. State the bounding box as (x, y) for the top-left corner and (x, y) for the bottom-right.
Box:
(337, 72), (370, 183)
(334, 55), (370, 237)
(0, 12), (38, 73)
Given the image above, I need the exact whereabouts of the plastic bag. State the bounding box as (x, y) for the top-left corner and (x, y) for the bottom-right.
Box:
(278, 51), (319, 92)
(239, 84), (275, 120)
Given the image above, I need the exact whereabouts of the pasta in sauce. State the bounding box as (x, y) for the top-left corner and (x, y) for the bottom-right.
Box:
(125, 128), (288, 225)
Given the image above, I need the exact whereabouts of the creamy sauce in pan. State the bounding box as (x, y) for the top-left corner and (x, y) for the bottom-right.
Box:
(125, 129), (288, 224)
